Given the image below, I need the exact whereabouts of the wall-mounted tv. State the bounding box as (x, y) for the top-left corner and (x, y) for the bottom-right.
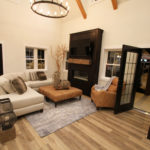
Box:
(70, 39), (93, 59)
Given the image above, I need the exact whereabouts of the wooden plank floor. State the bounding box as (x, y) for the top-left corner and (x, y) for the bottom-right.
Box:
(0, 109), (150, 150)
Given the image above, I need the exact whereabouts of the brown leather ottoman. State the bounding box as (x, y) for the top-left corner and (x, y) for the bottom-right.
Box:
(39, 85), (83, 107)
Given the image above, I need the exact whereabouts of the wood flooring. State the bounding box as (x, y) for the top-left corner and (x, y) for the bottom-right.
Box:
(0, 109), (150, 150)
(134, 92), (150, 112)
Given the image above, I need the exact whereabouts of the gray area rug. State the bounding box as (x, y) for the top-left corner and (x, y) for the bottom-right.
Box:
(26, 96), (96, 137)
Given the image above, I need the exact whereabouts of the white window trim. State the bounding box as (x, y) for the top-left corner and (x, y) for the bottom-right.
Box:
(102, 48), (122, 80)
(25, 46), (48, 71)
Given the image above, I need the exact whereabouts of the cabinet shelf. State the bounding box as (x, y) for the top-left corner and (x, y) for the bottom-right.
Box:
(67, 58), (92, 65)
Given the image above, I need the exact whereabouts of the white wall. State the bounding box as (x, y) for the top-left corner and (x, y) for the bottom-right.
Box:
(0, 0), (62, 77)
(61, 0), (150, 83)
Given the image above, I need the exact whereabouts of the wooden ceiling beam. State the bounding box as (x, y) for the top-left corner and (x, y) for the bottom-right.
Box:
(76, 0), (87, 19)
(111, 0), (118, 10)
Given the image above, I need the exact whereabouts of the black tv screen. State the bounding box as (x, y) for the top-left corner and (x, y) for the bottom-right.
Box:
(70, 39), (93, 59)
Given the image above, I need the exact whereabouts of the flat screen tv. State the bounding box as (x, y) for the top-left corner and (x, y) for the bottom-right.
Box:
(70, 39), (93, 59)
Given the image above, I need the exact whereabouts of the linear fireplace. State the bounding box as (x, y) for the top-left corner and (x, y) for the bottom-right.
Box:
(68, 29), (103, 96)
(73, 70), (88, 81)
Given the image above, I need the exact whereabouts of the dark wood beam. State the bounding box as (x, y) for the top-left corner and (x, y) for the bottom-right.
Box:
(111, 0), (118, 10)
(76, 0), (87, 19)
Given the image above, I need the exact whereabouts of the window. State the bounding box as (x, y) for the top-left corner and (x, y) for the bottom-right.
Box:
(38, 49), (45, 69)
(26, 48), (34, 69)
(26, 47), (46, 70)
(105, 49), (122, 77)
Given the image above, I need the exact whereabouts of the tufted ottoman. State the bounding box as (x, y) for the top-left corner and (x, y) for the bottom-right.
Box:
(39, 85), (83, 107)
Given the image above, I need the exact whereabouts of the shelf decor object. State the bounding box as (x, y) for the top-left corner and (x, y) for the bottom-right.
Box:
(30, 0), (70, 18)
(0, 98), (17, 131)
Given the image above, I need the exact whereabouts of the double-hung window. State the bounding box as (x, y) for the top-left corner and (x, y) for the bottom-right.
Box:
(26, 47), (46, 70)
(105, 49), (122, 77)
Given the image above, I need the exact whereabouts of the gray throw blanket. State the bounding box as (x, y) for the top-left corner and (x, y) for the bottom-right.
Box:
(95, 76), (116, 91)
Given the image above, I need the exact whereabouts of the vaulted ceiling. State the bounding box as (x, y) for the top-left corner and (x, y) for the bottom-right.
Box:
(6, 0), (118, 21)
(75, 0), (118, 20)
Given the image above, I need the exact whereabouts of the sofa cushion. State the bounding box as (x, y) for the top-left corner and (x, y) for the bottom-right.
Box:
(0, 77), (15, 93)
(0, 86), (7, 95)
(37, 71), (47, 80)
(2, 73), (18, 80)
(2, 72), (27, 82)
(12, 77), (27, 94)
(18, 73), (27, 82)
(0, 87), (44, 109)
(26, 78), (52, 89)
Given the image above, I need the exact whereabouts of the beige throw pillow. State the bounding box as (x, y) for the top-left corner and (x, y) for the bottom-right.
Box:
(24, 71), (31, 81)
(11, 77), (27, 94)
(29, 72), (39, 81)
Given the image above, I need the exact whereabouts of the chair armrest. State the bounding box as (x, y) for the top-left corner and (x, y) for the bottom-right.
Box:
(91, 86), (116, 108)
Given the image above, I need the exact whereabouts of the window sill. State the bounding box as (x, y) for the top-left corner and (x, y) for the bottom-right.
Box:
(99, 77), (111, 81)
(26, 69), (48, 72)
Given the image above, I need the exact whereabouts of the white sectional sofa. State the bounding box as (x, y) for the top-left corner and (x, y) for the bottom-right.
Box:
(0, 71), (53, 116)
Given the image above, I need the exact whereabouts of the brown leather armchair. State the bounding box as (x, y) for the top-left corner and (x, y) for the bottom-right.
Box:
(91, 78), (118, 109)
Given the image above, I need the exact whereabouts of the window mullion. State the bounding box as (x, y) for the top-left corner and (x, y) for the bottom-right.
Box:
(34, 48), (38, 69)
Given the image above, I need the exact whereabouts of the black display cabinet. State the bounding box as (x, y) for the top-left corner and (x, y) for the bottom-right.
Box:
(68, 28), (103, 96)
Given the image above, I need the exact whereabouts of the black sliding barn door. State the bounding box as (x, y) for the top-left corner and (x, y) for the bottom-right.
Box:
(114, 45), (142, 114)
(0, 44), (3, 75)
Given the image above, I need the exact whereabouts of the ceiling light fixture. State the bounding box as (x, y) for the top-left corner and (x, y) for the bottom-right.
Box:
(30, 0), (70, 18)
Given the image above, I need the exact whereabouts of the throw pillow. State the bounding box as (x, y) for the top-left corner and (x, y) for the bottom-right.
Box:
(29, 72), (39, 81)
(0, 77), (15, 93)
(24, 71), (31, 81)
(11, 77), (27, 94)
(0, 86), (7, 95)
(37, 71), (47, 80)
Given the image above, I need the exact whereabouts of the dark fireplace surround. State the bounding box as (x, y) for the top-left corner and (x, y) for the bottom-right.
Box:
(68, 29), (103, 96)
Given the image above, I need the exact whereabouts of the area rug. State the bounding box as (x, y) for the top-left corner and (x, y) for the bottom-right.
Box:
(25, 96), (96, 137)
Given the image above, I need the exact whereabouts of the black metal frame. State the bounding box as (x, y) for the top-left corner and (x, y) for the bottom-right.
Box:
(31, 0), (69, 18)
(45, 95), (82, 107)
(114, 45), (142, 114)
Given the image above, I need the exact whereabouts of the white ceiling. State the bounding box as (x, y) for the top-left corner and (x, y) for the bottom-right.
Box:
(5, 0), (105, 22)
(61, 0), (81, 22)
(7, 0), (23, 4)
(6, 0), (81, 21)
